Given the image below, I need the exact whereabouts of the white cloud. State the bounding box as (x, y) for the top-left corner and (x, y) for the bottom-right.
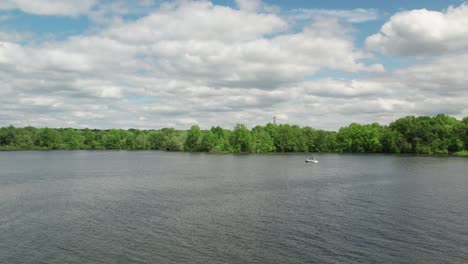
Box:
(392, 53), (468, 94)
(107, 1), (287, 43)
(1, 1), (466, 130)
(0, 0), (97, 16)
(366, 3), (468, 56)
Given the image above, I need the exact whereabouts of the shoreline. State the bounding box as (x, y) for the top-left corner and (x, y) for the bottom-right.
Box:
(1, 148), (467, 157)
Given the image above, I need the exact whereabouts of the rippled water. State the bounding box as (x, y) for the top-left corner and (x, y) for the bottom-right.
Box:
(1, 151), (467, 263)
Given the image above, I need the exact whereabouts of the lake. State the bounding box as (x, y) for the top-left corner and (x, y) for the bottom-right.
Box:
(1, 151), (467, 263)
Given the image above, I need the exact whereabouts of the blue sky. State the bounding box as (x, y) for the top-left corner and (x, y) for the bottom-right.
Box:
(0, 0), (467, 129)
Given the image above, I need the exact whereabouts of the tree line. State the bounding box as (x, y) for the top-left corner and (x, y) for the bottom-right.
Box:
(1, 114), (467, 155)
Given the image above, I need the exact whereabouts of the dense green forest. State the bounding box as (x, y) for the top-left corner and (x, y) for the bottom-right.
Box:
(1, 114), (467, 155)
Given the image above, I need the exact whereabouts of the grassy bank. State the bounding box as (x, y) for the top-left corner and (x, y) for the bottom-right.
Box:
(454, 150), (468, 157)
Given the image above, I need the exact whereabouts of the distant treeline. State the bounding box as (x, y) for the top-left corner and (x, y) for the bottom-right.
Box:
(1, 114), (467, 155)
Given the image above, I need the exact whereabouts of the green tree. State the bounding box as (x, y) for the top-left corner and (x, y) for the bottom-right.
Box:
(160, 128), (183, 151)
(135, 133), (148, 150)
(147, 131), (163, 150)
(102, 129), (122, 149)
(230, 124), (252, 152)
(461, 117), (468, 150)
(36, 128), (63, 149)
(210, 126), (232, 152)
(199, 130), (216, 152)
(0, 126), (16, 146)
(276, 124), (305, 152)
(302, 126), (318, 152)
(251, 125), (275, 153)
(0, 114), (466, 155)
(185, 125), (202, 151)
(10, 127), (35, 149)
(313, 130), (336, 152)
(381, 127), (401, 153)
(61, 128), (85, 149)
(123, 131), (137, 150)
(337, 123), (383, 153)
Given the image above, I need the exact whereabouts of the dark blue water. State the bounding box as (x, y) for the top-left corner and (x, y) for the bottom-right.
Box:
(1, 151), (467, 263)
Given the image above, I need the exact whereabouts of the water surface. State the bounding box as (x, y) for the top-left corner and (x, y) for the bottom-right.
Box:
(1, 151), (467, 263)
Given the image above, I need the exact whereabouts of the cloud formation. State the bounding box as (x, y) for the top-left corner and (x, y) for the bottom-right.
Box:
(0, 1), (467, 130)
(366, 3), (468, 56)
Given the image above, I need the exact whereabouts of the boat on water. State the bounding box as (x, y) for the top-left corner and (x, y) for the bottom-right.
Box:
(305, 157), (318, 163)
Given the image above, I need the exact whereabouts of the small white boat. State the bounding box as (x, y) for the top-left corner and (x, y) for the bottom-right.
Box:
(305, 157), (318, 163)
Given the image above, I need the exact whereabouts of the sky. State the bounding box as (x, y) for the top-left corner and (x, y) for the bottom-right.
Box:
(0, 0), (467, 130)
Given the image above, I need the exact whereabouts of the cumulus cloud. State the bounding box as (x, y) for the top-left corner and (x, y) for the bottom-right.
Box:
(100, 2), (381, 89)
(107, 1), (288, 43)
(366, 3), (468, 56)
(392, 53), (468, 95)
(0, 1), (466, 130)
